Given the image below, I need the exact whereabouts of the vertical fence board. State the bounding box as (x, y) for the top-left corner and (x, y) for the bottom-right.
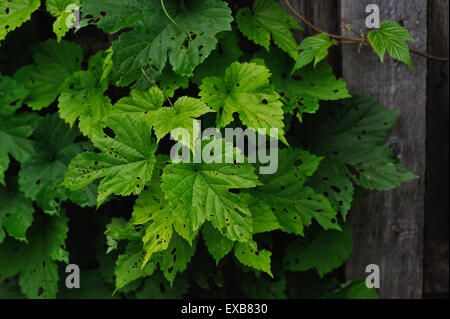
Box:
(424, 0), (449, 297)
(279, 0), (341, 70)
(339, 0), (426, 298)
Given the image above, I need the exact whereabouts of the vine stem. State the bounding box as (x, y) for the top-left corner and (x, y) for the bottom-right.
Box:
(140, 69), (174, 107)
(283, 0), (449, 62)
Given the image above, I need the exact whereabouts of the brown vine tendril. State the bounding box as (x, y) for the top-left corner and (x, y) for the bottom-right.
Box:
(284, 0), (449, 62)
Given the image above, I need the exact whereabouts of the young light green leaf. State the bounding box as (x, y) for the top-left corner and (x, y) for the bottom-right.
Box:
(283, 224), (353, 277)
(161, 139), (260, 243)
(148, 96), (212, 150)
(63, 114), (157, 206)
(129, 183), (191, 266)
(292, 33), (337, 73)
(234, 241), (273, 277)
(367, 20), (415, 70)
(200, 62), (286, 142)
(236, 0), (302, 59)
(13, 39), (83, 110)
(114, 86), (165, 122)
(46, 0), (81, 42)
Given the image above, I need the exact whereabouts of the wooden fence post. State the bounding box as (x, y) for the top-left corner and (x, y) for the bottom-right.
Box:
(339, 0), (427, 298)
(424, 0), (449, 297)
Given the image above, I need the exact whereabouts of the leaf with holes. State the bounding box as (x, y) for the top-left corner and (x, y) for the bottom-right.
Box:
(161, 138), (260, 243)
(158, 232), (197, 286)
(236, 0), (302, 59)
(18, 114), (96, 215)
(58, 50), (113, 137)
(303, 95), (417, 219)
(83, 0), (233, 87)
(254, 48), (350, 121)
(115, 240), (157, 290)
(249, 148), (340, 236)
(368, 20), (415, 70)
(192, 29), (243, 85)
(0, 213), (69, 299)
(13, 39), (83, 110)
(129, 182), (195, 266)
(200, 62), (286, 142)
(0, 0), (40, 42)
(63, 114), (157, 206)
(283, 224), (353, 277)
(46, 0), (81, 42)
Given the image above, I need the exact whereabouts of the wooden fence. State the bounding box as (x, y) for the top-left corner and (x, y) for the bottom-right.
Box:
(282, 0), (449, 298)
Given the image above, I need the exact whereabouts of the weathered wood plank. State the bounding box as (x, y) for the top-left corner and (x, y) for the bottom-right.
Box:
(340, 0), (426, 298)
(424, 0), (449, 297)
(279, 0), (341, 71)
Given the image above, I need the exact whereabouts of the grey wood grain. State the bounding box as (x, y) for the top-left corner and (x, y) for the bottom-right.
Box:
(279, 0), (341, 72)
(424, 0), (449, 297)
(339, 0), (426, 299)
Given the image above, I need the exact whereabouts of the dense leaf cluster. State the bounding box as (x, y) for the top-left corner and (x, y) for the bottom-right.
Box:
(0, 0), (415, 299)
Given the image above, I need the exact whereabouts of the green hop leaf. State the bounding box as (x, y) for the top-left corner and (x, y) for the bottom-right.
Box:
(0, 184), (34, 244)
(148, 96), (213, 150)
(236, 0), (303, 59)
(249, 148), (340, 236)
(63, 114), (158, 206)
(202, 222), (234, 265)
(283, 224), (353, 277)
(18, 114), (96, 215)
(161, 139), (260, 243)
(367, 20), (415, 70)
(0, 214), (69, 299)
(303, 95), (417, 219)
(115, 241), (157, 290)
(292, 33), (337, 73)
(200, 62), (286, 143)
(13, 39), (83, 110)
(192, 28), (243, 85)
(0, 0), (40, 42)
(46, 0), (81, 42)
(58, 50), (113, 137)
(0, 112), (38, 186)
(83, 0), (233, 87)
(234, 241), (273, 277)
(254, 48), (350, 121)
(0, 72), (28, 117)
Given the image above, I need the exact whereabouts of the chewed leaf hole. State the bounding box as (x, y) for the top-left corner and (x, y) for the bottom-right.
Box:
(103, 127), (116, 138)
